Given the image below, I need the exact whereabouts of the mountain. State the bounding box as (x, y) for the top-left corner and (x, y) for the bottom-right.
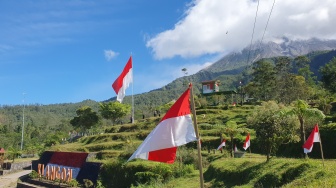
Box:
(119, 38), (336, 108)
(2, 38), (336, 128)
(205, 37), (336, 73)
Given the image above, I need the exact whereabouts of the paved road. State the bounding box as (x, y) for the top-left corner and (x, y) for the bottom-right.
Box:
(0, 170), (31, 188)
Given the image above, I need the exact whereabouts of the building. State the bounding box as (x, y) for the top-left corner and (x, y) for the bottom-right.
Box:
(201, 80), (219, 94)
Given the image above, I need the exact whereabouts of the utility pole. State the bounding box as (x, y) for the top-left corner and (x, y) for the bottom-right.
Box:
(240, 81), (243, 106)
(21, 93), (26, 150)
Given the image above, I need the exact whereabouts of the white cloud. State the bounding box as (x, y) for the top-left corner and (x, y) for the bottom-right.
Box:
(147, 0), (336, 59)
(104, 50), (119, 61)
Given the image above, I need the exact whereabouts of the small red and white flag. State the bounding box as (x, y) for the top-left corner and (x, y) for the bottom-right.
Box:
(112, 56), (133, 103)
(217, 140), (226, 150)
(234, 144), (238, 152)
(303, 124), (320, 154)
(127, 85), (197, 163)
(243, 133), (250, 150)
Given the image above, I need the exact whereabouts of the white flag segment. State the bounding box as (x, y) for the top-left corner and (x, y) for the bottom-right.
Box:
(127, 85), (197, 163)
(243, 133), (250, 150)
(112, 56), (133, 103)
(217, 140), (226, 150)
(303, 124), (320, 154)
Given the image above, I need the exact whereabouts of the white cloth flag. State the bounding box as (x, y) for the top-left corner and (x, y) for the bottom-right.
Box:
(303, 124), (320, 154)
(127, 85), (197, 163)
(217, 140), (226, 150)
(243, 133), (250, 150)
(112, 56), (132, 103)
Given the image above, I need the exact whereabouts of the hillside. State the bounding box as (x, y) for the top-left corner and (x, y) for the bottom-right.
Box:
(43, 103), (336, 187)
(1, 38), (336, 153)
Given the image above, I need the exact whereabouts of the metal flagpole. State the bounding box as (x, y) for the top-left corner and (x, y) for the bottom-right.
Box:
(189, 83), (204, 188)
(21, 92), (26, 150)
(131, 55), (134, 124)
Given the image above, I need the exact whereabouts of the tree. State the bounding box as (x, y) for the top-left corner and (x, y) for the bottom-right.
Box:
(294, 56), (316, 87)
(221, 121), (252, 157)
(7, 146), (21, 162)
(274, 57), (294, 104)
(251, 59), (276, 101)
(247, 101), (300, 161)
(320, 57), (336, 93)
(288, 100), (325, 158)
(99, 102), (131, 125)
(70, 106), (99, 130)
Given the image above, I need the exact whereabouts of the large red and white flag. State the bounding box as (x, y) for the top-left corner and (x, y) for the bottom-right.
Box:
(243, 133), (250, 150)
(127, 85), (197, 163)
(112, 56), (133, 103)
(217, 140), (226, 150)
(303, 124), (320, 154)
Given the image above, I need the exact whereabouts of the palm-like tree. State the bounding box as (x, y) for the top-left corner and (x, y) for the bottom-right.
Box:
(289, 100), (325, 157)
(221, 121), (252, 157)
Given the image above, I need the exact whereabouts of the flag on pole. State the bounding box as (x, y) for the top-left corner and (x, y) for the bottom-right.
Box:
(112, 56), (133, 103)
(303, 124), (320, 154)
(243, 133), (250, 150)
(217, 140), (226, 150)
(234, 144), (238, 152)
(127, 85), (197, 163)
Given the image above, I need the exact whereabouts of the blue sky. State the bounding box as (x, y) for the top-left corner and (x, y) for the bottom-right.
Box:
(1, 0), (335, 105)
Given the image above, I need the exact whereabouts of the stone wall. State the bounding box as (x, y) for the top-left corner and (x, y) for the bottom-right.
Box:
(1, 161), (31, 175)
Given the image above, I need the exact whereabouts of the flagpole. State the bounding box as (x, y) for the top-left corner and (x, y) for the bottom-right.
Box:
(131, 54), (134, 124)
(189, 83), (204, 188)
(318, 132), (325, 167)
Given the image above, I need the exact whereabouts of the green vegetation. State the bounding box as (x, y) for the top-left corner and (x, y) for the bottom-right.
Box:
(1, 50), (336, 187)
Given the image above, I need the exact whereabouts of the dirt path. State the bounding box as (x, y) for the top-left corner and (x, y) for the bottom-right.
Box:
(0, 170), (31, 188)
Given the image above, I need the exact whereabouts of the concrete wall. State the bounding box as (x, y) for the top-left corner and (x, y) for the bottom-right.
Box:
(1, 161), (31, 175)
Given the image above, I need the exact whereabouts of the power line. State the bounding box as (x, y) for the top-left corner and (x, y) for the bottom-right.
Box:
(257, 0), (276, 50)
(246, 0), (260, 67)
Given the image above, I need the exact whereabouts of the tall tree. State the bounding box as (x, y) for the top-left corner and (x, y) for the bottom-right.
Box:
(99, 102), (131, 125)
(221, 121), (252, 157)
(70, 106), (99, 130)
(274, 56), (293, 104)
(288, 100), (325, 158)
(247, 101), (299, 161)
(250, 59), (276, 101)
(294, 56), (316, 87)
(320, 57), (336, 93)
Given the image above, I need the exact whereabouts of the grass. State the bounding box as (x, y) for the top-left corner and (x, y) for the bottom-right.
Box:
(201, 153), (336, 187)
(43, 104), (336, 187)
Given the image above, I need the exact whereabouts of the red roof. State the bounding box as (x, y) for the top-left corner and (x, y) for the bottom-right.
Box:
(0, 148), (5, 153)
(201, 80), (217, 84)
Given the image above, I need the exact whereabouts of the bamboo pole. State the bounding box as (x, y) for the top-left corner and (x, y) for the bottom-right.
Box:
(189, 83), (205, 188)
(318, 132), (325, 167)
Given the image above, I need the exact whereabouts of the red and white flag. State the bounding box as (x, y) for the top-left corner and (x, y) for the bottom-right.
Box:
(112, 56), (133, 103)
(303, 124), (320, 154)
(243, 133), (250, 150)
(127, 85), (197, 163)
(217, 140), (226, 150)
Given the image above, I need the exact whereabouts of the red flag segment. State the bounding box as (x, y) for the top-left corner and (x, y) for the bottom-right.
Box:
(160, 86), (191, 121)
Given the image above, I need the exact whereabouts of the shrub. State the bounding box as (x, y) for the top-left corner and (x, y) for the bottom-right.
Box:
(83, 179), (94, 188)
(68, 179), (79, 187)
(135, 171), (162, 184)
(29, 170), (39, 179)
